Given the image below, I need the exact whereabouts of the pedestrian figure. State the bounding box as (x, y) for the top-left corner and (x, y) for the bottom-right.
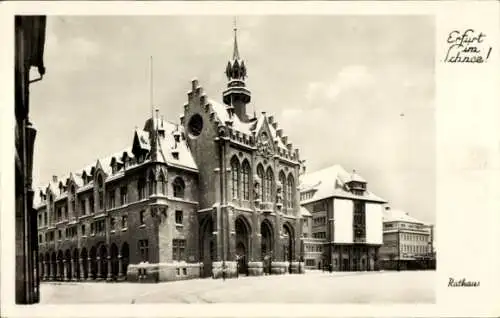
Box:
(236, 255), (240, 278)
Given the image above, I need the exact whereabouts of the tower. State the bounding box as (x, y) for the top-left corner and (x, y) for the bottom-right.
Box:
(223, 19), (251, 122)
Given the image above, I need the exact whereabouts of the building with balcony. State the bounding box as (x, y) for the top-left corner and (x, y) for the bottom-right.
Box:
(379, 207), (435, 270)
(34, 25), (305, 283)
(299, 165), (387, 271)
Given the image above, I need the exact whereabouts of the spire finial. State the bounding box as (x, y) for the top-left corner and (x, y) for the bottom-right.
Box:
(232, 17), (240, 60)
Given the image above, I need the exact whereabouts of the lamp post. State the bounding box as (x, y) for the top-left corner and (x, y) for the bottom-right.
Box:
(328, 218), (334, 273)
(397, 228), (401, 271)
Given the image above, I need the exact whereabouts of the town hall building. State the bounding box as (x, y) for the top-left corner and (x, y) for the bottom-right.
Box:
(34, 26), (305, 282)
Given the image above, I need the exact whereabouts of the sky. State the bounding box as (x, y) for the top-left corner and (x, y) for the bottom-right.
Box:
(30, 15), (435, 224)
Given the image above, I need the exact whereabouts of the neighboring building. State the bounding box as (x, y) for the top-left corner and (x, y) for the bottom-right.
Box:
(15, 15), (47, 304)
(299, 165), (387, 271)
(35, 25), (305, 283)
(379, 207), (435, 270)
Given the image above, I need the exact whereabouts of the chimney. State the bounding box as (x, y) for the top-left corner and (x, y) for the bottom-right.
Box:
(52, 175), (58, 183)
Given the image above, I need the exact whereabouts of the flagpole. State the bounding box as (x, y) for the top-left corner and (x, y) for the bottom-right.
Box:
(149, 56), (154, 120)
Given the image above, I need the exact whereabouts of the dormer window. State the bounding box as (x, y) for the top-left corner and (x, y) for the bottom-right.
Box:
(347, 181), (366, 195)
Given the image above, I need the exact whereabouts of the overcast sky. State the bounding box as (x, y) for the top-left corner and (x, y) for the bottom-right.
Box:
(30, 15), (435, 224)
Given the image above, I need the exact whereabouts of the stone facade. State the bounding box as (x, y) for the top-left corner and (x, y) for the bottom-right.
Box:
(35, 26), (305, 283)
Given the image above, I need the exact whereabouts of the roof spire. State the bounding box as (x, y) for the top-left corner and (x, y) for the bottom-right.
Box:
(232, 17), (240, 60)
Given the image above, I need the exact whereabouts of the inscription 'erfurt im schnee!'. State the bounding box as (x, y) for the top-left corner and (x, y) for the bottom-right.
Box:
(445, 29), (493, 63)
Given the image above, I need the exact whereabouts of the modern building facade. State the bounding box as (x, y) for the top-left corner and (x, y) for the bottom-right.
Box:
(299, 165), (386, 271)
(35, 26), (305, 283)
(379, 207), (435, 270)
(15, 15), (47, 304)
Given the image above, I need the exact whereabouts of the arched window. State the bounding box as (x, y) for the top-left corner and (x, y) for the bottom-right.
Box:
(173, 177), (185, 199)
(137, 177), (146, 200)
(70, 185), (76, 218)
(97, 175), (104, 211)
(242, 160), (250, 200)
(279, 171), (286, 206)
(257, 165), (265, 202)
(230, 157), (240, 199)
(148, 171), (156, 196)
(159, 172), (166, 195)
(287, 174), (294, 208)
(265, 168), (274, 202)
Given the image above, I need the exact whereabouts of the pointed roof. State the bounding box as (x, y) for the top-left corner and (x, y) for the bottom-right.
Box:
(299, 164), (386, 203)
(232, 18), (240, 61)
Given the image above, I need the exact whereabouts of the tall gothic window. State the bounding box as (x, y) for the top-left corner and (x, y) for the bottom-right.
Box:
(70, 185), (76, 218)
(231, 157), (240, 199)
(279, 171), (286, 205)
(137, 177), (146, 200)
(242, 160), (250, 200)
(265, 168), (274, 202)
(148, 171), (156, 196)
(158, 172), (166, 195)
(97, 175), (104, 211)
(257, 165), (265, 202)
(287, 175), (294, 208)
(173, 177), (185, 199)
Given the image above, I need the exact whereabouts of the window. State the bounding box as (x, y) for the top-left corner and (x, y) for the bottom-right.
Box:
(287, 175), (294, 208)
(173, 177), (185, 198)
(38, 234), (42, 243)
(257, 165), (265, 201)
(80, 199), (86, 215)
(138, 239), (149, 262)
(265, 168), (273, 202)
(306, 259), (315, 266)
(137, 178), (146, 200)
(159, 173), (166, 195)
(172, 239), (186, 261)
(97, 175), (104, 211)
(121, 215), (128, 229)
(279, 171), (286, 206)
(313, 202), (326, 212)
(38, 214), (42, 226)
(139, 210), (145, 226)
(148, 171), (156, 196)
(120, 186), (127, 205)
(108, 190), (115, 209)
(44, 212), (47, 225)
(81, 224), (86, 236)
(175, 210), (183, 225)
(110, 217), (116, 231)
(89, 197), (94, 213)
(58, 230), (62, 240)
(231, 158), (240, 199)
(242, 161), (250, 200)
(90, 222), (95, 235)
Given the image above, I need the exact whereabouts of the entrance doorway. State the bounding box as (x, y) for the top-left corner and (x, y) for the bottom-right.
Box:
(282, 223), (294, 273)
(199, 216), (214, 278)
(235, 216), (251, 276)
(261, 220), (274, 274)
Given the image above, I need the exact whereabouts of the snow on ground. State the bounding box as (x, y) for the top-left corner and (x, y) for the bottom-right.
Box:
(39, 270), (435, 304)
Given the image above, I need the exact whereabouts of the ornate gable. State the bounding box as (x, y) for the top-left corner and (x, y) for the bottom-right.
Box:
(255, 117), (275, 159)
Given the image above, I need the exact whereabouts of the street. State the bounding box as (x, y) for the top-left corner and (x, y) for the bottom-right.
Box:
(39, 270), (435, 304)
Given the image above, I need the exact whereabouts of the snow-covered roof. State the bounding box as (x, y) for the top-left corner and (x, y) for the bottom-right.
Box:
(299, 164), (386, 204)
(383, 208), (427, 225)
(34, 113), (198, 209)
(300, 206), (312, 217)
